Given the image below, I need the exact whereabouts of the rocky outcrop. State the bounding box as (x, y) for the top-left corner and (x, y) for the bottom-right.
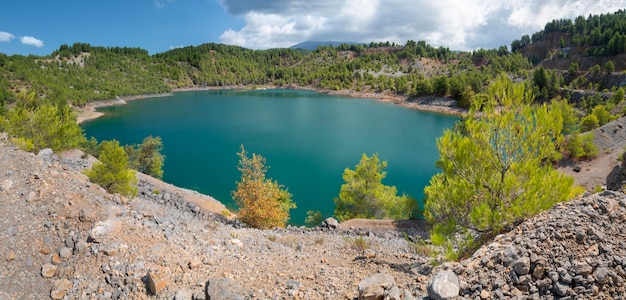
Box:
(431, 190), (626, 299)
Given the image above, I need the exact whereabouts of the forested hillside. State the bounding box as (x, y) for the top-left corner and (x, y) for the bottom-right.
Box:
(0, 10), (625, 155)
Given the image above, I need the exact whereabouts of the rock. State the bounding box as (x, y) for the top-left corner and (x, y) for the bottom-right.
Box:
(357, 273), (396, 300)
(323, 217), (339, 229)
(148, 267), (170, 296)
(1, 179), (13, 192)
(50, 278), (72, 300)
(205, 278), (244, 300)
(553, 281), (568, 297)
(594, 267), (610, 285)
(513, 257), (530, 275)
(6, 251), (16, 261)
(89, 220), (116, 243)
(51, 253), (62, 265)
(41, 263), (57, 278)
(174, 289), (193, 300)
(386, 286), (402, 300)
(26, 191), (38, 202)
(501, 245), (519, 267)
(573, 165), (582, 172)
(573, 260), (593, 276)
(79, 208), (96, 222)
(74, 241), (89, 254)
(37, 148), (53, 161)
(532, 263), (546, 279)
(188, 257), (201, 269)
(229, 238), (243, 248)
(286, 280), (300, 290)
(427, 270), (459, 300)
(59, 247), (72, 259)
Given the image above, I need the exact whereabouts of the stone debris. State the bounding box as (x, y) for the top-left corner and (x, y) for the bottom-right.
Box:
(2, 135), (626, 299)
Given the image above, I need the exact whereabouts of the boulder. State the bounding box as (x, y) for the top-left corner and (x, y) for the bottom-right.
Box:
(357, 273), (396, 300)
(204, 278), (244, 300)
(427, 270), (459, 300)
(147, 267), (170, 296)
(323, 217), (339, 229)
(50, 278), (72, 300)
(37, 148), (53, 161)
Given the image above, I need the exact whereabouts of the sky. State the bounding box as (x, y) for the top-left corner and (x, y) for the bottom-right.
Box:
(0, 0), (624, 56)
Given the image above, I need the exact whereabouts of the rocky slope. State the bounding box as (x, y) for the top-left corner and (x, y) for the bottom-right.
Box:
(0, 133), (430, 300)
(3, 130), (626, 299)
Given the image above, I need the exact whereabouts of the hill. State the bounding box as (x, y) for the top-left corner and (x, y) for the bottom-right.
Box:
(290, 41), (363, 51)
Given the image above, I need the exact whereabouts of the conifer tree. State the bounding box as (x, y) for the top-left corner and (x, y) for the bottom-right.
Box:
(424, 75), (575, 259)
(334, 153), (417, 221)
(84, 140), (138, 198)
(232, 145), (295, 229)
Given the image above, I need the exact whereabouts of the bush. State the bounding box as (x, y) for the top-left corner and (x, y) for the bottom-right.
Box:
(84, 140), (137, 198)
(334, 153), (417, 221)
(563, 132), (598, 160)
(304, 210), (323, 227)
(232, 145), (295, 229)
(2, 92), (85, 152)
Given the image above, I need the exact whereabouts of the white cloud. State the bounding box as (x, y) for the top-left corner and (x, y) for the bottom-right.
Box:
(20, 36), (44, 48)
(169, 45), (184, 50)
(154, 0), (174, 9)
(0, 31), (15, 42)
(218, 0), (625, 50)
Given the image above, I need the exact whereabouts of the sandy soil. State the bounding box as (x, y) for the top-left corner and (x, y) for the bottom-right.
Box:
(559, 116), (626, 191)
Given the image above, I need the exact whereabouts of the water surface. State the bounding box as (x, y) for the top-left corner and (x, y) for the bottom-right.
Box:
(82, 89), (458, 225)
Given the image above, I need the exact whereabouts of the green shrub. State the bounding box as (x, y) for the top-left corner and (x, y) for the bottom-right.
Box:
(304, 210), (323, 227)
(3, 96), (85, 153)
(84, 140), (137, 198)
(563, 132), (598, 160)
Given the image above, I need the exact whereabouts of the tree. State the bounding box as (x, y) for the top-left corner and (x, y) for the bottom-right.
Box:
(580, 114), (600, 132)
(591, 105), (611, 126)
(604, 60), (615, 73)
(125, 136), (165, 179)
(84, 140), (138, 198)
(334, 153), (417, 221)
(550, 98), (579, 135)
(424, 75), (574, 260)
(232, 145), (295, 229)
(568, 62), (579, 77)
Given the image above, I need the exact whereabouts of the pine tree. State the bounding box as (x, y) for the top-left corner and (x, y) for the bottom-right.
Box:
(232, 145), (295, 229)
(84, 140), (137, 198)
(334, 153), (417, 221)
(424, 75), (575, 260)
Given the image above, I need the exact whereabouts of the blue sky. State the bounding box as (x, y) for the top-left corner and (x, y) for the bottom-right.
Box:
(1, 0), (624, 56)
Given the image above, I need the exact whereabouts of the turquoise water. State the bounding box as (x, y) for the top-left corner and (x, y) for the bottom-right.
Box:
(81, 89), (458, 225)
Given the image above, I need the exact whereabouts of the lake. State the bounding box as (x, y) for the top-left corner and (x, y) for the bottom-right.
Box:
(81, 89), (458, 225)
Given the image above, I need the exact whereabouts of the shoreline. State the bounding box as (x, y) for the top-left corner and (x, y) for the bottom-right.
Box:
(75, 85), (466, 124)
